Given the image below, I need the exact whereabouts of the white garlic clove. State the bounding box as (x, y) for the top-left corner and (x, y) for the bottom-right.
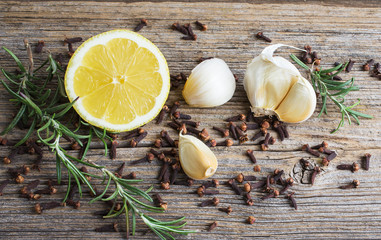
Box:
(178, 131), (218, 180)
(275, 76), (316, 123)
(244, 44), (316, 123)
(182, 58), (236, 108)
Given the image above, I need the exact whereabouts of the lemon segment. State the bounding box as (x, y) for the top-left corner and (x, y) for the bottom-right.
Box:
(65, 30), (170, 132)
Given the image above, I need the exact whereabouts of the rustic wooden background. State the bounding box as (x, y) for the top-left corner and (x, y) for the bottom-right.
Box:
(0, 1), (380, 239)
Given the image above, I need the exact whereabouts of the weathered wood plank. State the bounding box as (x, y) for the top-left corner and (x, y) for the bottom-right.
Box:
(0, 1), (380, 239)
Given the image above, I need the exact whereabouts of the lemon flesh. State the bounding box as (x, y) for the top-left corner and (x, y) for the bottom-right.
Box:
(65, 30), (170, 132)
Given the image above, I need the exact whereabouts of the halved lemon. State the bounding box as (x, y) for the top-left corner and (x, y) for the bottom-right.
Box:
(65, 30), (170, 132)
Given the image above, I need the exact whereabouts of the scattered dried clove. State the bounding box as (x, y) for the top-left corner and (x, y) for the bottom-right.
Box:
(160, 130), (176, 147)
(95, 222), (119, 232)
(181, 120), (199, 128)
(20, 180), (40, 195)
(35, 40), (45, 53)
(122, 172), (136, 179)
(130, 131), (148, 147)
(122, 128), (144, 140)
(212, 126), (229, 137)
(183, 23), (197, 40)
(225, 114), (246, 122)
(228, 179), (242, 195)
(216, 138), (234, 147)
(195, 20), (207, 31)
(339, 179), (360, 189)
(218, 206), (232, 214)
(279, 178), (294, 194)
(236, 173), (256, 183)
(200, 197), (219, 207)
(170, 162), (181, 184)
(362, 153), (371, 170)
(261, 189), (279, 200)
(300, 158), (310, 169)
(247, 216), (256, 224)
(244, 192), (254, 205)
(208, 221), (218, 231)
(154, 193), (168, 210)
(346, 59), (355, 72)
(311, 166), (321, 185)
(256, 32), (272, 42)
(134, 18), (148, 32)
(253, 165), (261, 172)
(302, 144), (320, 157)
(130, 153), (154, 165)
(110, 140), (118, 160)
(337, 163), (360, 172)
(64, 37), (83, 44)
(171, 23), (188, 35)
(273, 121), (285, 141)
(201, 179), (219, 189)
(35, 201), (62, 214)
(156, 105), (169, 124)
(250, 180), (266, 190)
(114, 162), (125, 178)
(286, 192), (297, 210)
(311, 141), (328, 149)
(173, 111), (191, 120)
(197, 186), (219, 197)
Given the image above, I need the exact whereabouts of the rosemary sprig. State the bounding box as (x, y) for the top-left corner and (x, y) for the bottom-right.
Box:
(0, 45), (194, 239)
(290, 54), (373, 133)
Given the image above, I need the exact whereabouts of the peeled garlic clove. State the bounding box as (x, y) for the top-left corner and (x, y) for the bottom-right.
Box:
(178, 131), (218, 180)
(182, 58), (236, 107)
(275, 76), (316, 123)
(244, 44), (316, 123)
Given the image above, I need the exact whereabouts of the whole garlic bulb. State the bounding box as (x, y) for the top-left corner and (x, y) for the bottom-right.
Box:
(178, 131), (218, 180)
(182, 58), (236, 107)
(244, 44), (316, 123)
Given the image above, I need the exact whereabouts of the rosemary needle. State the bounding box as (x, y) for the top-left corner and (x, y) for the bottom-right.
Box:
(0, 45), (194, 239)
(290, 54), (373, 133)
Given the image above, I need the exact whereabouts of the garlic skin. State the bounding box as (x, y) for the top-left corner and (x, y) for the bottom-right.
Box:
(244, 44), (316, 123)
(178, 131), (218, 180)
(182, 58), (236, 107)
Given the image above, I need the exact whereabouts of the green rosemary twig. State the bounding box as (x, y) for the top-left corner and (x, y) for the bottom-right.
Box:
(290, 54), (373, 133)
(0, 46), (194, 239)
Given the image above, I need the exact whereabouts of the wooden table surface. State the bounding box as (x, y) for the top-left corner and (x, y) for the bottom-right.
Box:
(1, 1), (381, 239)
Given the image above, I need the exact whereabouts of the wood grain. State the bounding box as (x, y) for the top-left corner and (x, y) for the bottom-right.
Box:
(0, 1), (380, 239)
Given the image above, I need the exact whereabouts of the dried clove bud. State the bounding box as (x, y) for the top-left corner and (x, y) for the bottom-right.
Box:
(228, 179), (242, 195)
(35, 201), (62, 214)
(218, 206), (232, 214)
(154, 193), (168, 210)
(195, 20), (207, 31)
(339, 179), (360, 189)
(362, 153), (371, 170)
(286, 192), (297, 210)
(208, 221), (218, 231)
(134, 18), (148, 32)
(197, 186), (219, 197)
(200, 197), (219, 207)
(311, 166), (321, 185)
(247, 216), (256, 224)
(95, 222), (119, 232)
(236, 173), (256, 183)
(302, 144), (320, 157)
(246, 149), (256, 164)
(337, 163), (360, 172)
(201, 179), (219, 189)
